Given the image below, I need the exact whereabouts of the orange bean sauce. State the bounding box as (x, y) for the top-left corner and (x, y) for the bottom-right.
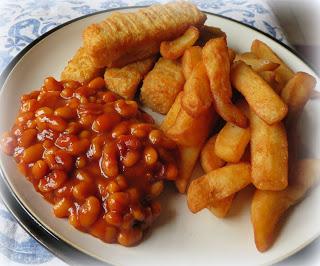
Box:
(0, 76), (179, 246)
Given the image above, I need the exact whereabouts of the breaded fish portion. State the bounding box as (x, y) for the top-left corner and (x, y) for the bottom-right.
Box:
(104, 57), (156, 100)
(140, 57), (185, 114)
(61, 47), (104, 83)
(83, 2), (206, 68)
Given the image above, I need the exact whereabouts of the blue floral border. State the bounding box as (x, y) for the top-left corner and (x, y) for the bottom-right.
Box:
(0, 0), (286, 264)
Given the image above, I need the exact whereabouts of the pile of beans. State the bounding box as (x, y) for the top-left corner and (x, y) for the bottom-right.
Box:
(0, 77), (179, 246)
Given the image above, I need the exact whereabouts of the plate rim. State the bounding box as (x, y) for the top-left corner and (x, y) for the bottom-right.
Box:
(0, 6), (318, 266)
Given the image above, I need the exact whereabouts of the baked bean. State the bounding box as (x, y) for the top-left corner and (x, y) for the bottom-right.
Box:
(38, 170), (67, 192)
(126, 187), (140, 203)
(115, 175), (128, 190)
(53, 197), (73, 218)
(89, 218), (107, 239)
(35, 107), (54, 117)
(74, 85), (96, 98)
(49, 150), (73, 172)
(18, 129), (37, 148)
(37, 91), (60, 107)
(165, 163), (178, 180)
(79, 114), (96, 128)
(32, 160), (49, 179)
(65, 122), (82, 135)
(104, 211), (123, 226)
(16, 112), (34, 126)
(88, 77), (105, 91)
(79, 196), (101, 227)
(11, 125), (23, 137)
(117, 228), (143, 247)
(101, 142), (119, 177)
(107, 192), (130, 212)
(55, 180), (75, 198)
(75, 156), (86, 168)
(68, 212), (82, 229)
(22, 143), (44, 163)
(117, 135), (141, 150)
(104, 226), (118, 243)
(151, 201), (161, 218)
(36, 114), (67, 132)
(131, 205), (145, 221)
(89, 96), (97, 103)
(107, 181), (121, 194)
(121, 213), (135, 230)
(54, 106), (77, 120)
(143, 146), (158, 166)
(111, 121), (131, 138)
(114, 100), (138, 117)
(0, 132), (17, 155)
(75, 169), (92, 183)
(149, 181), (164, 198)
(92, 112), (122, 133)
(44, 77), (63, 91)
(42, 139), (54, 149)
(20, 90), (40, 103)
(21, 99), (38, 113)
(55, 134), (90, 155)
(148, 129), (162, 145)
(66, 98), (80, 109)
(72, 181), (95, 201)
(78, 103), (103, 116)
(87, 135), (106, 160)
(79, 130), (91, 139)
(26, 119), (37, 129)
(122, 150), (140, 167)
(102, 91), (117, 103)
(130, 123), (153, 138)
(60, 87), (74, 99)
(61, 80), (80, 90)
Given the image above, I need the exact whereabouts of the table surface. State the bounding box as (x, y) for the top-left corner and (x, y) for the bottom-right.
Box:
(0, 0), (318, 265)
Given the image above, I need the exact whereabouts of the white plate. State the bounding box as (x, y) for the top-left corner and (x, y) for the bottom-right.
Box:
(0, 7), (319, 266)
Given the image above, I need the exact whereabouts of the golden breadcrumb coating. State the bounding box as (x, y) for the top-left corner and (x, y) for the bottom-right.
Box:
(61, 47), (104, 83)
(83, 2), (206, 68)
(104, 57), (156, 99)
(140, 57), (185, 114)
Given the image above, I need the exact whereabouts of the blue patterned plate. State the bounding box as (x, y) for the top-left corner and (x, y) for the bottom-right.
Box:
(0, 7), (319, 266)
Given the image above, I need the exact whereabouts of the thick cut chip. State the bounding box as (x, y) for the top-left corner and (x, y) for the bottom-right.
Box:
(175, 144), (202, 194)
(207, 194), (234, 218)
(61, 47), (104, 83)
(200, 134), (225, 173)
(251, 159), (320, 252)
(160, 26), (200, 60)
(197, 25), (226, 46)
(104, 57), (156, 99)
(83, 2), (206, 67)
(203, 37), (247, 128)
(235, 53), (279, 72)
(181, 62), (212, 117)
(250, 108), (288, 191)
(181, 46), (202, 79)
(281, 72), (316, 119)
(251, 39), (294, 90)
(231, 61), (288, 124)
(215, 122), (250, 163)
(187, 163), (251, 213)
(141, 58), (185, 114)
